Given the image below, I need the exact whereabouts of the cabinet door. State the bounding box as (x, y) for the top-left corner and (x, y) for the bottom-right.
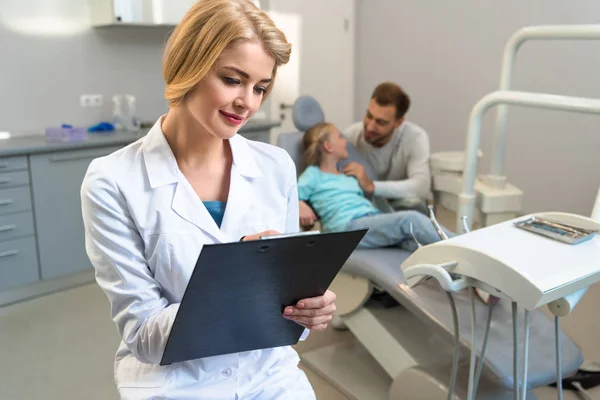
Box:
(96, 0), (197, 25)
(30, 146), (123, 280)
(149, 0), (197, 25)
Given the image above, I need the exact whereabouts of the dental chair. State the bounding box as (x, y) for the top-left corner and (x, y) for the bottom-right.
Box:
(276, 98), (584, 399)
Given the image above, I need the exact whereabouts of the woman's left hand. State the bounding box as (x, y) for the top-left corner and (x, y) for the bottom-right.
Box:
(283, 290), (337, 331)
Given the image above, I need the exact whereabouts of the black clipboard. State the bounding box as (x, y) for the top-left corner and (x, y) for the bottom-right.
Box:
(160, 228), (367, 365)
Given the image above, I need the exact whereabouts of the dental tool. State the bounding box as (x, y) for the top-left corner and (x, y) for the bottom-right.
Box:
(409, 223), (423, 248)
(461, 216), (470, 235)
(428, 205), (449, 240)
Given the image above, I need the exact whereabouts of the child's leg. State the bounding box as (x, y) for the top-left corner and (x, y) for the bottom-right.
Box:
(346, 210), (450, 251)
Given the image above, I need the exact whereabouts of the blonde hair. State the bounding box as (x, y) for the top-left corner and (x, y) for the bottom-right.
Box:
(162, 0), (291, 107)
(303, 122), (336, 166)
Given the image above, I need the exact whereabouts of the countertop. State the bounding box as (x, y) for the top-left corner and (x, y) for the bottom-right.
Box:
(0, 119), (280, 157)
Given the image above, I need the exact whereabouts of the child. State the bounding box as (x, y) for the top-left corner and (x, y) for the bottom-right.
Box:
(298, 122), (451, 251)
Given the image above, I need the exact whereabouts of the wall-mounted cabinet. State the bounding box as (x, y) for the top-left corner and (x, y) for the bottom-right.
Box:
(89, 0), (197, 27)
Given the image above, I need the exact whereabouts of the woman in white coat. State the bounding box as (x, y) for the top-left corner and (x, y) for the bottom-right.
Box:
(80, 1), (336, 398)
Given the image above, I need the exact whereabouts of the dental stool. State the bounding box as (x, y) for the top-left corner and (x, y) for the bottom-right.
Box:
(277, 128), (583, 400)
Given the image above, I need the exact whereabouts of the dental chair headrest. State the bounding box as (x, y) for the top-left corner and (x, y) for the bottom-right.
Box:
(293, 96), (325, 131)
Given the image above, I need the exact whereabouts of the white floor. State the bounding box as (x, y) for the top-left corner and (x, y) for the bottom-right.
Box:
(0, 283), (121, 400)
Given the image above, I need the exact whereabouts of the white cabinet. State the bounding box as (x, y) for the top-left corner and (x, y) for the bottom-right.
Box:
(89, 0), (197, 27)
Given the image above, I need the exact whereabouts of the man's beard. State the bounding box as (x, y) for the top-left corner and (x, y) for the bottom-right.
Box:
(365, 128), (394, 147)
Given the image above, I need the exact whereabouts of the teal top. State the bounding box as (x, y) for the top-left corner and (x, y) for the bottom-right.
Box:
(297, 165), (380, 232)
(203, 201), (226, 228)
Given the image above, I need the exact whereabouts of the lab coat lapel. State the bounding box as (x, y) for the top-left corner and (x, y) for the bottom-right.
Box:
(220, 164), (253, 236)
(220, 135), (262, 237)
(171, 180), (225, 242)
(142, 117), (225, 242)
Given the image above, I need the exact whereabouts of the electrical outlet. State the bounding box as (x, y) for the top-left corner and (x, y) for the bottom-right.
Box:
(90, 94), (103, 107)
(80, 94), (103, 108)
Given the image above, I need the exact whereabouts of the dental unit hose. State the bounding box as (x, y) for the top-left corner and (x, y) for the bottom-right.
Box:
(467, 287), (477, 400)
(521, 310), (531, 400)
(513, 302), (520, 400)
(556, 316), (563, 400)
(472, 300), (495, 397)
(446, 291), (460, 400)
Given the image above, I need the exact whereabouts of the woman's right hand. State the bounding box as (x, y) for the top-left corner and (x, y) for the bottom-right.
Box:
(299, 201), (317, 228)
(241, 230), (280, 241)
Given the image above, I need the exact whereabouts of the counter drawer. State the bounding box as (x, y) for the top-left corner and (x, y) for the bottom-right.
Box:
(0, 186), (32, 216)
(0, 212), (34, 242)
(0, 237), (39, 291)
(0, 171), (30, 188)
(0, 156), (28, 172)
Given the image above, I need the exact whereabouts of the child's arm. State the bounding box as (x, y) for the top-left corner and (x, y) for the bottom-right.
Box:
(297, 166), (318, 201)
(297, 167), (319, 228)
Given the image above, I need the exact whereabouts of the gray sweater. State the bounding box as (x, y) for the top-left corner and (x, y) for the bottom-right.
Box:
(343, 120), (431, 200)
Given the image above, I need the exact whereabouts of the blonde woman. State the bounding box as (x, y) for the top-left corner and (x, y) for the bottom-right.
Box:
(299, 122), (450, 250)
(81, 1), (333, 398)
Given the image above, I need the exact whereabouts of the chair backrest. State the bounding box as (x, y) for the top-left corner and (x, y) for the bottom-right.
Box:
(276, 95), (378, 180)
(277, 95), (326, 174)
(292, 95), (326, 132)
(277, 131), (306, 174)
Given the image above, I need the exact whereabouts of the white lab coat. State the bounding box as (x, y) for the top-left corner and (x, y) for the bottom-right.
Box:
(81, 118), (314, 400)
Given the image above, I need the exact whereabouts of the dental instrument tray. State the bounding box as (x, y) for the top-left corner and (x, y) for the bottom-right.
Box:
(514, 216), (599, 245)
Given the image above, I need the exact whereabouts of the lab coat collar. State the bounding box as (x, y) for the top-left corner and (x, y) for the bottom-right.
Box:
(142, 118), (180, 189)
(142, 118), (263, 189)
(142, 117), (262, 242)
(228, 134), (263, 178)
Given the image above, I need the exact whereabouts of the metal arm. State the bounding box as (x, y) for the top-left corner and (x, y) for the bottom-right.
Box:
(490, 25), (600, 186)
(458, 90), (600, 232)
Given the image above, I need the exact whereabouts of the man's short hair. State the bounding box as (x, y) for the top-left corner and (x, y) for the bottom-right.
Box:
(371, 82), (411, 119)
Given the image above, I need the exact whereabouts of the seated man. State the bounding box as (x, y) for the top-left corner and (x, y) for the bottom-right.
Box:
(298, 122), (449, 250)
(299, 82), (432, 227)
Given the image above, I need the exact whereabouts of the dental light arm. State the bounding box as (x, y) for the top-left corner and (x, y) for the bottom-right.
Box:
(491, 25), (600, 185)
(457, 91), (600, 233)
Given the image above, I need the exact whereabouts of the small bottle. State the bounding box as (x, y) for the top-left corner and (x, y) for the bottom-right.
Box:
(125, 95), (140, 131)
(112, 95), (126, 131)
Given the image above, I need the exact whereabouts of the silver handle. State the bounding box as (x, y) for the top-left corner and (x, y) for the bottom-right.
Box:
(409, 223), (423, 248)
(51, 151), (111, 163)
(461, 216), (471, 233)
(0, 199), (13, 206)
(0, 224), (16, 232)
(428, 205), (449, 240)
(0, 178), (11, 184)
(0, 249), (18, 258)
